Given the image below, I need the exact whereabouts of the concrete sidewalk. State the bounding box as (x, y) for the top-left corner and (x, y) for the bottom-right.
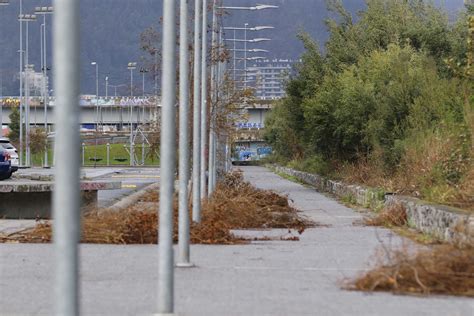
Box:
(0, 166), (472, 315)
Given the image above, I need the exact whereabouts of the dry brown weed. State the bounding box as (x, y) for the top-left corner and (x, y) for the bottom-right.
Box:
(3, 171), (314, 244)
(347, 243), (474, 297)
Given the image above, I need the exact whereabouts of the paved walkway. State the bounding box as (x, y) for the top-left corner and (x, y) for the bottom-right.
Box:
(0, 166), (472, 315)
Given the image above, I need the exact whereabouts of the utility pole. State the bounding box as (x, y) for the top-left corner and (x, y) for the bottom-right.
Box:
(208, 0), (218, 196)
(52, 0), (81, 314)
(177, 0), (193, 268)
(192, 0), (202, 222)
(157, 0), (176, 313)
(200, 0), (208, 200)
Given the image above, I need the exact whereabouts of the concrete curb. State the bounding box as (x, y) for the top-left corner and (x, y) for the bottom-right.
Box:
(273, 165), (472, 243)
(106, 182), (159, 211)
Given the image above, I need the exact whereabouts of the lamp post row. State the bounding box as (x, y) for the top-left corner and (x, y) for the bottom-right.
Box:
(1, 0), (278, 314)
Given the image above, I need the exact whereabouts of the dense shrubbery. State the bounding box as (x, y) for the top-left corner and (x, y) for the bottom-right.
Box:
(265, 0), (473, 209)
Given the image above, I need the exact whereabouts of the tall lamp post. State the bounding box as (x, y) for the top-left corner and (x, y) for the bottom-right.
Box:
(192, 0), (202, 222)
(90, 62), (99, 130)
(206, 3), (277, 194)
(157, 0), (176, 313)
(35, 6), (53, 167)
(18, 13), (37, 167)
(18, 0), (23, 166)
(0, 0), (9, 135)
(224, 24), (272, 83)
(200, 0), (208, 200)
(139, 67), (148, 124)
(127, 62), (137, 166)
(109, 83), (126, 130)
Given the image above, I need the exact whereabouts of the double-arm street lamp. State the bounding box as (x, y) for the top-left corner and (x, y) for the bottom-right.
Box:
(218, 4), (279, 10)
(224, 37), (271, 88)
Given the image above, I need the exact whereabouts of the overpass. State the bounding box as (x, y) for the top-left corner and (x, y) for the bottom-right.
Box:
(0, 96), (161, 127)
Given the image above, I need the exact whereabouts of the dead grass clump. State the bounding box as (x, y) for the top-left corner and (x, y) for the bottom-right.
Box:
(6, 171), (313, 244)
(347, 244), (474, 297)
(365, 203), (408, 227)
(203, 171), (312, 230)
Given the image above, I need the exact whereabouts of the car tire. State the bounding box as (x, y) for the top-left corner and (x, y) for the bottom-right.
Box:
(0, 171), (12, 180)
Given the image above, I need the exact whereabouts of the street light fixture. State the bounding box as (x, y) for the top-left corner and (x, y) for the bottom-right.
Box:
(236, 56), (266, 60)
(229, 48), (269, 53)
(218, 4), (279, 10)
(224, 25), (274, 31)
(225, 37), (271, 43)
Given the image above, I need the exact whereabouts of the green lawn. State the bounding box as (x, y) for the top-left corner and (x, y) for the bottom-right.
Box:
(29, 143), (160, 167)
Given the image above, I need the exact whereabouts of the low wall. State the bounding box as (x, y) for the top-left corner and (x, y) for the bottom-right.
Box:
(274, 165), (473, 243)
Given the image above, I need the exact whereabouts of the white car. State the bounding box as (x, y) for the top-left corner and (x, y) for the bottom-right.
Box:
(0, 138), (19, 172)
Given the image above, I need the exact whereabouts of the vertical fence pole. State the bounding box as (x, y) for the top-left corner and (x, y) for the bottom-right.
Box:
(200, 0), (208, 200)
(157, 0), (176, 313)
(177, 0), (193, 268)
(82, 142), (85, 166)
(52, 0), (81, 314)
(106, 143), (110, 166)
(192, 0), (202, 222)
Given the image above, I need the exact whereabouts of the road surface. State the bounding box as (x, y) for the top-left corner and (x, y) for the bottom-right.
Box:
(0, 166), (472, 315)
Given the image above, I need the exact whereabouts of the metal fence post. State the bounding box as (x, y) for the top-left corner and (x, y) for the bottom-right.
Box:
(106, 142), (110, 166)
(200, 0), (208, 200)
(52, 0), (81, 314)
(157, 0), (176, 313)
(192, 0), (202, 222)
(177, 0), (193, 268)
(82, 142), (85, 166)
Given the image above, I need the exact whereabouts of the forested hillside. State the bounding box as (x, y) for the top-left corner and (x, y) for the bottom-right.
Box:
(0, 0), (465, 95)
(265, 0), (473, 210)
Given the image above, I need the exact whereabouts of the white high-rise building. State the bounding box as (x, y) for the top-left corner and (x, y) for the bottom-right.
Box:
(247, 59), (299, 100)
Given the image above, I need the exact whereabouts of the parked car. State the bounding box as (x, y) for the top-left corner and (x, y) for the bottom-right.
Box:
(0, 147), (12, 180)
(0, 137), (19, 172)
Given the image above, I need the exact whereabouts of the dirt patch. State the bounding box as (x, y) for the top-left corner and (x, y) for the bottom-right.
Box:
(1, 171), (315, 244)
(346, 244), (474, 297)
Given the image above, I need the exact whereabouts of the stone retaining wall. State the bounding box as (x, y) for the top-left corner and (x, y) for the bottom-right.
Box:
(274, 165), (472, 243)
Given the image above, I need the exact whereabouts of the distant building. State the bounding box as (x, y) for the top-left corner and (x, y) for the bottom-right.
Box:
(246, 59), (299, 100)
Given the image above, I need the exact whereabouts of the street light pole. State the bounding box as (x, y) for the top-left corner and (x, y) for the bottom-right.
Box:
(208, 0), (218, 196)
(35, 6), (53, 168)
(18, 14), (37, 167)
(177, 0), (193, 268)
(127, 62), (137, 166)
(139, 67), (148, 124)
(244, 23), (248, 90)
(192, 0), (202, 223)
(52, 0), (81, 314)
(18, 0), (23, 167)
(90, 62), (98, 131)
(0, 0), (9, 135)
(157, 0), (176, 313)
(200, 0), (208, 200)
